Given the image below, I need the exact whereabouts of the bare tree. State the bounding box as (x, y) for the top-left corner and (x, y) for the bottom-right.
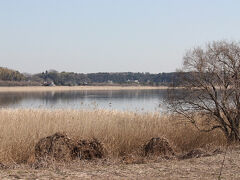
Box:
(169, 40), (240, 142)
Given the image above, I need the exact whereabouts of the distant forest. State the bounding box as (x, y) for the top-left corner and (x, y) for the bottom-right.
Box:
(0, 67), (184, 86)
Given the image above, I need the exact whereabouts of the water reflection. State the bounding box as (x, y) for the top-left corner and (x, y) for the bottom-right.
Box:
(0, 89), (170, 112)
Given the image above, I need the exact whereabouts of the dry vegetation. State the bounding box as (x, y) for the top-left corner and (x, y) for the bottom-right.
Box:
(0, 86), (168, 93)
(1, 150), (240, 179)
(0, 109), (238, 179)
(0, 109), (226, 164)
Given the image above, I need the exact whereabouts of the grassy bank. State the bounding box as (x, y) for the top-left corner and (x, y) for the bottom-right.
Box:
(0, 86), (169, 93)
(0, 109), (226, 164)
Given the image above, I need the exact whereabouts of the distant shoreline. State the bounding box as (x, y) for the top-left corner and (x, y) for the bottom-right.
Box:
(0, 85), (170, 92)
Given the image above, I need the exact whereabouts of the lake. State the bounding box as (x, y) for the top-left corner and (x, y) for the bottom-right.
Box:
(0, 89), (170, 112)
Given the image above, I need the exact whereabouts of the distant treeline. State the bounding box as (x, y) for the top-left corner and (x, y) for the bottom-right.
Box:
(0, 67), (184, 86)
(0, 67), (24, 81)
(0, 67), (41, 86)
(30, 70), (183, 86)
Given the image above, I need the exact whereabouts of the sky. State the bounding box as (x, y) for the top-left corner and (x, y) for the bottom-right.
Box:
(0, 0), (240, 74)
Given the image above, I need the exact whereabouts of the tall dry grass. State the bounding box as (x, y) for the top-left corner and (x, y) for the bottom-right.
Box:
(0, 109), (226, 164)
(0, 86), (168, 93)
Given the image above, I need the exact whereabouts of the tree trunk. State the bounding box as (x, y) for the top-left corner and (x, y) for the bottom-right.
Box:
(227, 129), (240, 143)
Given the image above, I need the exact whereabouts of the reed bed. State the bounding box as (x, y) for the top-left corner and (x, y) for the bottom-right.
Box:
(0, 86), (168, 93)
(0, 109), (226, 164)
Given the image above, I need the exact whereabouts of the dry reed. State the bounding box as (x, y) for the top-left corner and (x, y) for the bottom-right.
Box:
(0, 86), (168, 93)
(0, 109), (226, 164)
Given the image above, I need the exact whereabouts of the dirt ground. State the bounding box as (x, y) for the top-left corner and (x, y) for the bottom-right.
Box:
(0, 147), (239, 180)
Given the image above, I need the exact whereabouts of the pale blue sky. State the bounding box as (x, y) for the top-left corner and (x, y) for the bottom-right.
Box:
(0, 0), (240, 73)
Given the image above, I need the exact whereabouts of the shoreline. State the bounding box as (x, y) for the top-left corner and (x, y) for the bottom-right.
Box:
(0, 85), (170, 92)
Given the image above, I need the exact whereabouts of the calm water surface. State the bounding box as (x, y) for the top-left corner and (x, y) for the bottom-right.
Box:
(0, 89), (170, 112)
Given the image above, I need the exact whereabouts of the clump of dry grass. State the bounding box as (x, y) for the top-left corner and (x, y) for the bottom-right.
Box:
(0, 109), (226, 164)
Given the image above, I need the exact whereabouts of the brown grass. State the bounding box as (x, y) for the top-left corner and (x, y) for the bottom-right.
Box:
(0, 86), (169, 93)
(1, 149), (240, 179)
(0, 109), (226, 164)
